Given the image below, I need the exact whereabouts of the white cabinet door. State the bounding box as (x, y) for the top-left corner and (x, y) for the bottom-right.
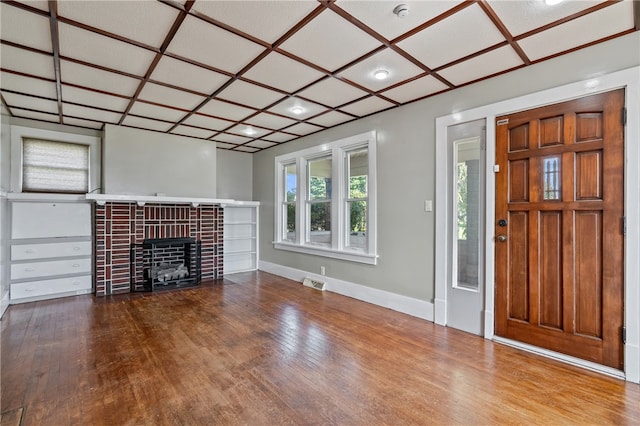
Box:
(11, 202), (92, 239)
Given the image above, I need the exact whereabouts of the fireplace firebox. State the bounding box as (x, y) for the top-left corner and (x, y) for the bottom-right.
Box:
(130, 237), (201, 292)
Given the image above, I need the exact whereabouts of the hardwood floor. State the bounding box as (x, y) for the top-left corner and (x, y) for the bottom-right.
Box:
(2, 271), (639, 425)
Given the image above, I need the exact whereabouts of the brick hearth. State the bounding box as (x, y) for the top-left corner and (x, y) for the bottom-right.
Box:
(94, 202), (223, 295)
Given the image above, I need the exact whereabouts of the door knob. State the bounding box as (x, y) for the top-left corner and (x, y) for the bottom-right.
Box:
(496, 235), (508, 242)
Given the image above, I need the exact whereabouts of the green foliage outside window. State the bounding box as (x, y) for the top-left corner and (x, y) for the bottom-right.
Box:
(457, 162), (468, 240)
(349, 175), (367, 232)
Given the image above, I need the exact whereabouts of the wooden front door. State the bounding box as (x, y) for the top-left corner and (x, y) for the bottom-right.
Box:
(495, 89), (625, 369)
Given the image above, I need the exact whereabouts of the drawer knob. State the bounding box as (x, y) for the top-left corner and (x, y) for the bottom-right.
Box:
(25, 267), (35, 272)
(73, 246), (81, 251)
(25, 287), (34, 292)
(72, 281), (80, 286)
(25, 249), (35, 254)
(72, 263), (80, 268)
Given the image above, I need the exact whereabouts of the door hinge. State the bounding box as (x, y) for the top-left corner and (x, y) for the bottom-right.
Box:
(622, 107), (627, 126)
(622, 326), (626, 344)
(623, 217), (626, 235)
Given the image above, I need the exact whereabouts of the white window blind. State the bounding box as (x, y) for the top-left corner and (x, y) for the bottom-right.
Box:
(22, 138), (89, 193)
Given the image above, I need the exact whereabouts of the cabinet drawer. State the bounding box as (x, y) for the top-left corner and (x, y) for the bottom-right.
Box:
(11, 241), (92, 261)
(11, 257), (92, 280)
(11, 275), (92, 300)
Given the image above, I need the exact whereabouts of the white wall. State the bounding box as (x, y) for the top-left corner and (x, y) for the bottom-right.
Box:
(216, 149), (253, 200)
(253, 32), (640, 304)
(0, 105), (11, 316)
(103, 124), (217, 198)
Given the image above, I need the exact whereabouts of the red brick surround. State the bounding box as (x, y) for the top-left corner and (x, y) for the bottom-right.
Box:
(94, 202), (223, 295)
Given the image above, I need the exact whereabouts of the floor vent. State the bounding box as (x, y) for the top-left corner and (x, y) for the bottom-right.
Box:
(302, 277), (326, 291)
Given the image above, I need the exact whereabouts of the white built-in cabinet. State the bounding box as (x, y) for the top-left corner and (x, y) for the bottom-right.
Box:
(223, 202), (259, 274)
(9, 194), (93, 303)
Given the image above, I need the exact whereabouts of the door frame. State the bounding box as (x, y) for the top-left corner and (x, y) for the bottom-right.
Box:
(434, 66), (640, 383)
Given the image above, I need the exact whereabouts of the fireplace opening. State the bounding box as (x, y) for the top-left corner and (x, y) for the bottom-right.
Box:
(130, 237), (201, 292)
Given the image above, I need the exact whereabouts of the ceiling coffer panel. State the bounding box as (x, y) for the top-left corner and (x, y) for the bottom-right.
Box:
(0, 0), (636, 152)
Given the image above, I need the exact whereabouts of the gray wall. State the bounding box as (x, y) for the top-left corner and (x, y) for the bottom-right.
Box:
(103, 124), (217, 198)
(216, 149), (253, 200)
(2, 119), (253, 201)
(10, 117), (103, 138)
(253, 32), (640, 303)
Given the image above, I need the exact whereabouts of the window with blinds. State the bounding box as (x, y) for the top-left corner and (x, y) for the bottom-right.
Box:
(22, 138), (89, 193)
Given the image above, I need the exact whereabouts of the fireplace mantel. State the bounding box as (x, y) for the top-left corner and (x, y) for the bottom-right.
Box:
(86, 193), (235, 207)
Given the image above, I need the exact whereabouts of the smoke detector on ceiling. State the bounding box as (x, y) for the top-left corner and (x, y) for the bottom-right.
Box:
(393, 4), (409, 18)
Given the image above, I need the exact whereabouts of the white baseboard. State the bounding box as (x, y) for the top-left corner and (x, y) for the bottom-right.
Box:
(625, 343), (640, 383)
(483, 309), (495, 339)
(259, 260), (434, 322)
(0, 290), (9, 319)
(433, 298), (446, 325)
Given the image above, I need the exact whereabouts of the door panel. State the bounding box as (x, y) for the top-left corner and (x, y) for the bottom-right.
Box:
(495, 89), (624, 369)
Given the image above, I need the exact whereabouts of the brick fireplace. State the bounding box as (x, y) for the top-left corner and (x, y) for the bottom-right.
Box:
(93, 202), (223, 295)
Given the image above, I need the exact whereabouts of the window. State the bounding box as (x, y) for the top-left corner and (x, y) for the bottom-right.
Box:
(346, 148), (368, 250)
(307, 156), (332, 245)
(10, 125), (101, 194)
(22, 139), (89, 193)
(282, 163), (297, 242)
(274, 131), (377, 264)
(454, 137), (482, 290)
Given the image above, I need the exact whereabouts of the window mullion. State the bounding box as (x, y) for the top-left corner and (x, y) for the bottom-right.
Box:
(297, 157), (306, 246)
(332, 147), (342, 251)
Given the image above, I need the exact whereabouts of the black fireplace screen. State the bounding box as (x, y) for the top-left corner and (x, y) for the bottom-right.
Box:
(130, 238), (201, 292)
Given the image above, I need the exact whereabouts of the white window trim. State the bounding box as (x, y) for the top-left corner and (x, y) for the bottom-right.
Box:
(274, 131), (378, 265)
(10, 126), (101, 194)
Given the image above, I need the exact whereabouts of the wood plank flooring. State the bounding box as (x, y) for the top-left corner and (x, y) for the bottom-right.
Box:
(2, 271), (639, 425)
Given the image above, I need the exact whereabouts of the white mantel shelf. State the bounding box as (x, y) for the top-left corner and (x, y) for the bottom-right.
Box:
(86, 194), (258, 208)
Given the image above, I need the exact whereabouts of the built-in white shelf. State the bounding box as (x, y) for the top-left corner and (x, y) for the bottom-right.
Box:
(223, 203), (259, 274)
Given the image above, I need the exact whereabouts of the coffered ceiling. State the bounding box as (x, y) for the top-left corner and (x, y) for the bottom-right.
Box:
(1, 0), (638, 153)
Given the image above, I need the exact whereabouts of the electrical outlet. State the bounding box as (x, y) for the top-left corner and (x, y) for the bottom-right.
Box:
(424, 200), (433, 212)
(320, 266), (326, 276)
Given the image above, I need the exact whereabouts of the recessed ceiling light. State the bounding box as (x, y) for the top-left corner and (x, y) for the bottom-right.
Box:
(291, 107), (304, 115)
(244, 126), (256, 136)
(544, 0), (563, 5)
(374, 69), (389, 80)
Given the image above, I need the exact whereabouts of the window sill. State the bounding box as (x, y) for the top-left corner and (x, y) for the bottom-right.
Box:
(273, 241), (378, 265)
